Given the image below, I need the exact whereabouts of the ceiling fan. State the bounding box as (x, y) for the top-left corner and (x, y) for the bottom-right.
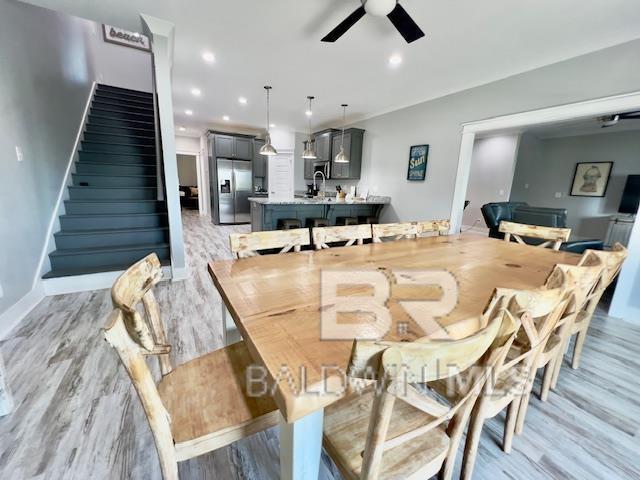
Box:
(599, 111), (640, 128)
(322, 0), (425, 44)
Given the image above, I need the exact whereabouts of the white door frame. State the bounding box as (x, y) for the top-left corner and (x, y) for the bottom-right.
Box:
(449, 90), (640, 322)
(450, 90), (640, 233)
(176, 149), (204, 215)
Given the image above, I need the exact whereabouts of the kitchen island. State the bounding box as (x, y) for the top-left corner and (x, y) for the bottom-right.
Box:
(249, 196), (390, 231)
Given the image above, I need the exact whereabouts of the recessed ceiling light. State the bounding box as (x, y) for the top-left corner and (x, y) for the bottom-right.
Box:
(270, 123), (276, 128)
(238, 97), (248, 105)
(179, 126), (186, 132)
(223, 115), (230, 121)
(305, 110), (313, 117)
(388, 55), (403, 67)
(191, 88), (201, 96)
(202, 52), (215, 63)
(185, 109), (193, 116)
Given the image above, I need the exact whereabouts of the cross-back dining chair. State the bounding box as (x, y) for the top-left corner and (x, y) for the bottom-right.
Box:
(229, 228), (311, 258)
(569, 243), (628, 369)
(312, 224), (372, 249)
(372, 219), (450, 243)
(322, 290), (521, 480)
(499, 220), (571, 251)
(105, 254), (278, 480)
(417, 219), (451, 236)
(456, 278), (571, 479)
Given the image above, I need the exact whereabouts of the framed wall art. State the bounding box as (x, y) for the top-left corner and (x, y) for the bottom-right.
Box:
(407, 144), (429, 181)
(570, 161), (613, 197)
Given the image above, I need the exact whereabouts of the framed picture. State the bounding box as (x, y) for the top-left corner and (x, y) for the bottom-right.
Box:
(570, 162), (613, 197)
(407, 144), (429, 181)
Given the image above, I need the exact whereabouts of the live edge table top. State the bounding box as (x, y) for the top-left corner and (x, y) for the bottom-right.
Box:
(208, 234), (579, 422)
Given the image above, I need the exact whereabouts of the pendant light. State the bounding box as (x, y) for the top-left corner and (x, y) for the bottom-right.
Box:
(259, 86), (277, 156)
(334, 104), (349, 163)
(302, 96), (317, 159)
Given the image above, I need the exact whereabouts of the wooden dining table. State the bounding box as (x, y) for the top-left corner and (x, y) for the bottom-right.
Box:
(208, 234), (580, 480)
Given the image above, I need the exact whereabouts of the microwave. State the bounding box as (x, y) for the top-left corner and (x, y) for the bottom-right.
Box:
(313, 161), (330, 179)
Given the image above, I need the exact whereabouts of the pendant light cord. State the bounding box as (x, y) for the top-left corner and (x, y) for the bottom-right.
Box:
(340, 104), (348, 148)
(308, 96), (314, 144)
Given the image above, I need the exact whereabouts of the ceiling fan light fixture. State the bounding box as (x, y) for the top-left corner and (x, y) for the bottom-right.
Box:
(364, 0), (396, 17)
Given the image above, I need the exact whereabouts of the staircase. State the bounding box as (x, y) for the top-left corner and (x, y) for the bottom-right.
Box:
(43, 84), (170, 279)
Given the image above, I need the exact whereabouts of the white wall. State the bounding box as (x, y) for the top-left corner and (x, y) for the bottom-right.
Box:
(177, 154), (197, 185)
(462, 135), (520, 227)
(0, 1), (153, 326)
(351, 38), (640, 223)
(175, 135), (200, 153)
(510, 130), (640, 239)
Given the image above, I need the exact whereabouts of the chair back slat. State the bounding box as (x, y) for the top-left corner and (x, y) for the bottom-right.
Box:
(103, 309), (177, 478)
(417, 219), (451, 236)
(372, 219), (450, 243)
(229, 228), (311, 258)
(499, 221), (571, 251)
(312, 224), (372, 249)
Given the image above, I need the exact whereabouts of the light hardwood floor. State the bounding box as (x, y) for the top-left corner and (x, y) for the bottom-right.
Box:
(0, 209), (639, 479)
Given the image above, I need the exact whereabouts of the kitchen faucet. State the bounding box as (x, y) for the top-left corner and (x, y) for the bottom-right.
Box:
(313, 171), (326, 199)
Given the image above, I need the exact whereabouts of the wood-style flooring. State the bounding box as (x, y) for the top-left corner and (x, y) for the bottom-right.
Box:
(0, 209), (639, 479)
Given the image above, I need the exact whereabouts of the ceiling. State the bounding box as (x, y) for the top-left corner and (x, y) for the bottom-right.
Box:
(21, 0), (640, 136)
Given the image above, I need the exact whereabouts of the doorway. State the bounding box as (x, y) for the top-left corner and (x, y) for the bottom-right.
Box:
(176, 151), (204, 215)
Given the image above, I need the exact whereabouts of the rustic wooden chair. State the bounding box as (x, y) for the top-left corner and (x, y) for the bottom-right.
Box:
(105, 254), (279, 480)
(510, 259), (603, 439)
(312, 224), (373, 249)
(323, 290), (521, 480)
(499, 220), (571, 250)
(569, 243), (628, 369)
(229, 228), (311, 258)
(417, 219), (451, 237)
(456, 280), (570, 479)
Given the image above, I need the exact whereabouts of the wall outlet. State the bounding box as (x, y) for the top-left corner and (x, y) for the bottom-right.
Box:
(555, 192), (562, 199)
(15, 146), (23, 162)
(524, 183), (529, 189)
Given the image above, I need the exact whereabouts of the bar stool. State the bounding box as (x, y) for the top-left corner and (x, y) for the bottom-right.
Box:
(277, 218), (301, 230)
(336, 216), (358, 226)
(305, 218), (330, 228)
(357, 215), (378, 224)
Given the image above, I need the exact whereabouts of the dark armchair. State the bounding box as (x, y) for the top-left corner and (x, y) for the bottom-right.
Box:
(481, 202), (603, 254)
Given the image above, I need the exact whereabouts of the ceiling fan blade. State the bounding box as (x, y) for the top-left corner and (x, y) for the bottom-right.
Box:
(321, 6), (367, 42)
(387, 3), (425, 43)
(620, 111), (640, 120)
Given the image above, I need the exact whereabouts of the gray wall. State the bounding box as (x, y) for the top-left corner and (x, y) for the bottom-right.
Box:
(177, 154), (197, 186)
(351, 39), (640, 223)
(462, 134), (520, 227)
(0, 1), (152, 320)
(511, 130), (640, 239)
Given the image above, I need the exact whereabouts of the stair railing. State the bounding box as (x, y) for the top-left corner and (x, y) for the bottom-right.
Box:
(150, 53), (165, 201)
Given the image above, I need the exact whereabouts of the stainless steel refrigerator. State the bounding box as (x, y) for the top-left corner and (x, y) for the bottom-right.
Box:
(216, 158), (252, 224)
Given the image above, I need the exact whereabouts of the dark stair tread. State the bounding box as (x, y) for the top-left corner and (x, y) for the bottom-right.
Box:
(43, 253), (170, 279)
(77, 160), (158, 168)
(54, 226), (169, 237)
(60, 212), (167, 219)
(68, 185), (157, 190)
(80, 150), (156, 157)
(92, 100), (154, 112)
(73, 173), (157, 178)
(88, 114), (154, 126)
(94, 92), (153, 104)
(81, 140), (155, 148)
(48, 242), (170, 256)
(83, 132), (156, 141)
(90, 107), (154, 118)
(87, 120), (155, 131)
(97, 84), (153, 96)
(65, 199), (165, 203)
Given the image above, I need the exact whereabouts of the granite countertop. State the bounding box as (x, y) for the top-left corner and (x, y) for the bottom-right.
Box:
(248, 195), (390, 205)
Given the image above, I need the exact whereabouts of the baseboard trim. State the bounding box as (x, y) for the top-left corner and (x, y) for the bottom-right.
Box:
(42, 266), (173, 296)
(171, 266), (189, 282)
(0, 284), (45, 340)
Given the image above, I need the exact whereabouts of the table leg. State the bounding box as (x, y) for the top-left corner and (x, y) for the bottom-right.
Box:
(221, 302), (241, 345)
(0, 351), (14, 417)
(280, 409), (324, 480)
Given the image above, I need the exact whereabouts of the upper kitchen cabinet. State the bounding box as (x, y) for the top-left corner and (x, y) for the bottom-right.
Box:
(313, 129), (339, 162)
(253, 139), (267, 178)
(212, 133), (254, 160)
(331, 128), (364, 179)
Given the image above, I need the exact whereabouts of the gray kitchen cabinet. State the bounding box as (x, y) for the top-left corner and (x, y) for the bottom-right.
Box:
(330, 128), (364, 179)
(214, 135), (235, 158)
(213, 133), (254, 160)
(253, 139), (267, 177)
(312, 129), (338, 162)
(235, 137), (253, 160)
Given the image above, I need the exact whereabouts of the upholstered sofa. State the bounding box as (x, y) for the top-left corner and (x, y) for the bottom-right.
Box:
(481, 202), (603, 254)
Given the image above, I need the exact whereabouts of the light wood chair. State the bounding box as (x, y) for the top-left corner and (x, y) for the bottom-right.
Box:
(456, 280), (570, 480)
(312, 224), (372, 249)
(499, 220), (571, 250)
(229, 228), (311, 258)
(372, 219), (450, 243)
(569, 244), (628, 369)
(323, 290), (521, 480)
(106, 254), (278, 480)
